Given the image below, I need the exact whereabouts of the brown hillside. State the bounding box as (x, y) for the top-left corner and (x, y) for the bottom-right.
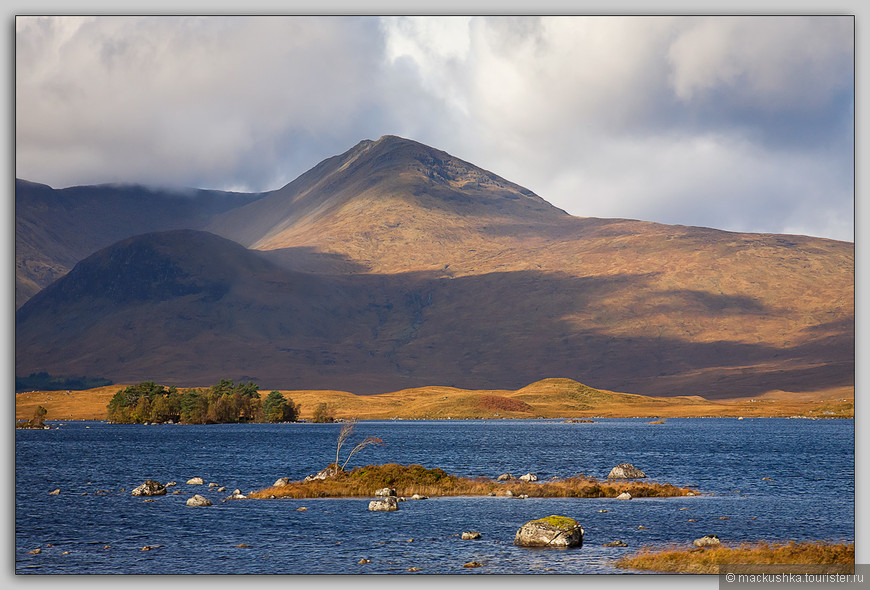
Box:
(15, 378), (853, 422)
(16, 136), (853, 400)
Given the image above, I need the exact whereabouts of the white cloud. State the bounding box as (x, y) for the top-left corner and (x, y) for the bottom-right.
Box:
(15, 15), (854, 240)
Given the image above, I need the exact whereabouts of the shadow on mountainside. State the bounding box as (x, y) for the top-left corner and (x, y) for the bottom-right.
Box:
(15, 235), (853, 399)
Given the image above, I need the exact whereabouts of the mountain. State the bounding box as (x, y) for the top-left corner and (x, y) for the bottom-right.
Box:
(15, 179), (264, 307)
(15, 136), (854, 398)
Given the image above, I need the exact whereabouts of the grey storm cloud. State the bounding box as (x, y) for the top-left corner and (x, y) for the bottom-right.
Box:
(15, 15), (854, 240)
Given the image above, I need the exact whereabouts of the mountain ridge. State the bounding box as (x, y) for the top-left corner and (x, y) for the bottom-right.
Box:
(15, 136), (854, 399)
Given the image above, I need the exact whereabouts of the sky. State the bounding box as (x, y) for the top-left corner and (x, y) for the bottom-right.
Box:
(14, 13), (855, 241)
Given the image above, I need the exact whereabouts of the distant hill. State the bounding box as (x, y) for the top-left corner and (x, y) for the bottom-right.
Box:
(15, 179), (264, 307)
(15, 136), (854, 399)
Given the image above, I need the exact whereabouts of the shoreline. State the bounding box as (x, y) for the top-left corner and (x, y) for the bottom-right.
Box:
(14, 378), (854, 423)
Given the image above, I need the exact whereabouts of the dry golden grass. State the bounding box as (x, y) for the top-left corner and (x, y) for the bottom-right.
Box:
(246, 463), (697, 500)
(615, 541), (855, 574)
(16, 378), (853, 422)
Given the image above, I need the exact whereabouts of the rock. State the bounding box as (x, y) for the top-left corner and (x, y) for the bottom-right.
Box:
(29, 548), (41, 554)
(224, 490), (247, 501)
(598, 509), (608, 513)
(186, 477), (204, 485)
(607, 463), (647, 479)
(297, 507), (308, 511)
(131, 480), (167, 497)
(186, 494), (212, 507)
(48, 489), (60, 495)
(141, 545), (162, 551)
(496, 473), (515, 481)
(217, 486), (226, 492)
(165, 481), (177, 487)
(519, 473), (538, 482)
(504, 490), (514, 497)
(368, 496), (399, 511)
(518, 494), (529, 499)
(461, 531), (482, 540)
(514, 515), (584, 548)
(374, 487), (397, 497)
(410, 494), (428, 500)
(359, 558), (371, 564)
(694, 535), (721, 548)
(208, 482), (219, 488)
(406, 567), (421, 572)
(303, 465), (340, 482)
(463, 561), (483, 568)
(273, 477), (291, 487)
(603, 540), (628, 547)
(616, 492), (632, 500)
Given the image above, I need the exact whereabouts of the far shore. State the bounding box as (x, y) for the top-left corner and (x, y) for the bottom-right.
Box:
(15, 377), (854, 423)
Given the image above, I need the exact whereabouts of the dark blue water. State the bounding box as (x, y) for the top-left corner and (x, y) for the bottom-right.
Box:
(15, 418), (854, 574)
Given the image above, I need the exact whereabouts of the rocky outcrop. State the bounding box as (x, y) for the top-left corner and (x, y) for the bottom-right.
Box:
(514, 515), (583, 548)
(374, 487), (396, 497)
(693, 535), (721, 548)
(368, 496), (399, 511)
(131, 480), (167, 497)
(186, 494), (212, 507)
(304, 465), (340, 482)
(519, 473), (538, 482)
(607, 463), (647, 479)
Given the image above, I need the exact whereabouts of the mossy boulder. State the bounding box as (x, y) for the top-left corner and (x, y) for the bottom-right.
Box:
(514, 515), (584, 548)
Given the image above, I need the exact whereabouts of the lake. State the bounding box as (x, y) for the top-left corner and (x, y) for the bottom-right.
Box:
(14, 418), (854, 575)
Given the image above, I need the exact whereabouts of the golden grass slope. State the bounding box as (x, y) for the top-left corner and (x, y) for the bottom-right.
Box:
(15, 378), (853, 422)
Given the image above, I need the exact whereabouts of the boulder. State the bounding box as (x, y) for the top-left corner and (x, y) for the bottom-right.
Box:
(603, 540), (628, 547)
(461, 531), (482, 540)
(374, 487), (397, 497)
(273, 477), (291, 487)
(368, 496), (399, 511)
(303, 465), (340, 482)
(616, 492), (632, 500)
(131, 480), (167, 497)
(514, 515), (584, 548)
(519, 473), (538, 482)
(496, 473), (515, 481)
(607, 463), (647, 479)
(224, 489), (246, 501)
(165, 481), (177, 487)
(410, 494), (428, 500)
(693, 535), (721, 548)
(186, 477), (204, 485)
(186, 494), (212, 507)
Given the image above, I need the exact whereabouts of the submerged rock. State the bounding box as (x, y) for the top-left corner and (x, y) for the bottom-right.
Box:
(461, 531), (482, 540)
(368, 496), (399, 511)
(607, 463), (647, 479)
(514, 515), (584, 548)
(603, 540), (628, 547)
(131, 480), (167, 497)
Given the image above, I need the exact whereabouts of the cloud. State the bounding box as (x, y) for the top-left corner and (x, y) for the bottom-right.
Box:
(15, 15), (854, 241)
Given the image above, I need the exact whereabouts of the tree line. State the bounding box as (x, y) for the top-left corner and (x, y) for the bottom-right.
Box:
(106, 379), (304, 424)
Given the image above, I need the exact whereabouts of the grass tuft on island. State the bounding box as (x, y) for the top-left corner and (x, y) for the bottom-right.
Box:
(247, 463), (697, 499)
(614, 541), (855, 574)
